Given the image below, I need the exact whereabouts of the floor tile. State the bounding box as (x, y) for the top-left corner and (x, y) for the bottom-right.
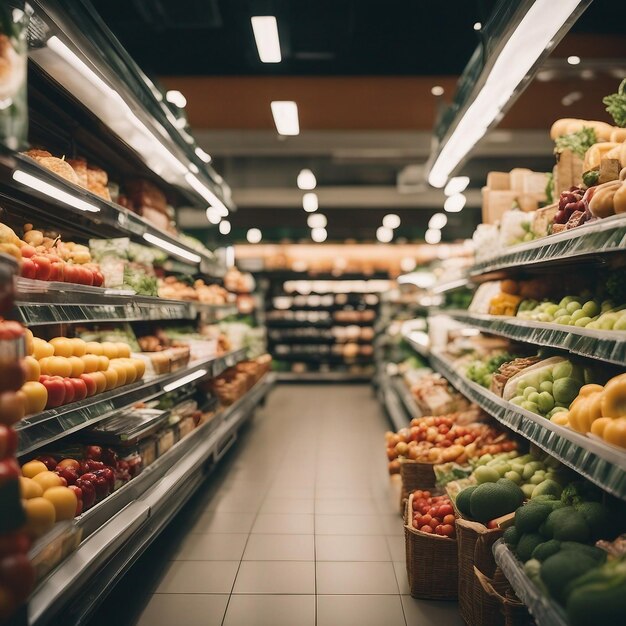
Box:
(317, 595), (406, 626)
(386, 536), (405, 562)
(251, 513), (314, 535)
(266, 486), (315, 499)
(172, 533), (248, 561)
(204, 492), (265, 513)
(136, 594), (229, 626)
(315, 487), (368, 500)
(259, 498), (314, 514)
(379, 514), (405, 536)
(155, 561), (239, 594)
(243, 534), (315, 561)
(315, 515), (384, 535)
(191, 511), (256, 534)
(316, 498), (378, 515)
(316, 562), (399, 594)
(393, 561), (410, 595)
(315, 535), (391, 561)
(401, 595), (465, 625)
(223, 594), (315, 626)
(233, 561), (315, 594)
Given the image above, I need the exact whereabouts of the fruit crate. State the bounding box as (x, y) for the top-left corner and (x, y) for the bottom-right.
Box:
(399, 459), (437, 512)
(404, 492), (458, 600)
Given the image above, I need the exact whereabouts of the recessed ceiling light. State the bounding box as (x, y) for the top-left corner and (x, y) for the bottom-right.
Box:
(428, 213), (448, 230)
(165, 90), (187, 108)
(246, 228), (262, 244)
(271, 101), (299, 136)
(444, 176), (470, 196)
(473, 22), (482, 30)
(425, 228), (442, 244)
(431, 85), (444, 96)
(251, 16), (281, 63)
(302, 192), (318, 212)
(219, 220), (231, 235)
(311, 227), (327, 242)
(444, 193), (466, 213)
(297, 169), (316, 190)
(376, 226), (393, 243)
(567, 55), (581, 65)
(307, 213), (327, 228)
(206, 207), (222, 224)
(561, 91), (583, 106)
(382, 214), (401, 229)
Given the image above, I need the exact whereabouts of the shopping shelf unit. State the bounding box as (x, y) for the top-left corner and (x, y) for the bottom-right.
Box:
(435, 310), (626, 367)
(428, 350), (626, 501)
(377, 371), (415, 431)
(16, 348), (247, 456)
(27, 373), (275, 626)
(492, 540), (568, 626)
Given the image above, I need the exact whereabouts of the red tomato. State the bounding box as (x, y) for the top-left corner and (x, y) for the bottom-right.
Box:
(421, 525), (433, 534)
(422, 491), (431, 499)
(419, 514), (432, 528)
(32, 256), (51, 281)
(428, 507), (439, 517)
(434, 524), (445, 535)
(443, 514), (455, 525)
(420, 505), (430, 514)
(441, 524), (455, 537)
(92, 271), (104, 288)
(438, 504), (454, 517)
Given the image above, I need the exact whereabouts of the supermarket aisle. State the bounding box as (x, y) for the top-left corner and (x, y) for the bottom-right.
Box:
(95, 384), (463, 626)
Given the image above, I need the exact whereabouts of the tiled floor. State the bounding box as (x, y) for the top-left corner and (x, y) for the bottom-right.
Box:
(91, 384), (463, 626)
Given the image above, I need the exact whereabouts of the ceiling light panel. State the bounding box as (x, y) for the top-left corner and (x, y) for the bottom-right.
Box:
(271, 101), (299, 136)
(251, 16), (282, 63)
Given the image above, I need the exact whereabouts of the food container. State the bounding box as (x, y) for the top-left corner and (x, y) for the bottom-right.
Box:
(399, 459), (436, 512)
(139, 438), (157, 467)
(81, 408), (170, 445)
(156, 427), (176, 457)
(404, 493), (458, 600)
(29, 521), (82, 583)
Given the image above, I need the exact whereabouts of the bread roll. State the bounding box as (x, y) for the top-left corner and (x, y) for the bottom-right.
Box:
(585, 121), (615, 142)
(610, 129), (626, 143)
(550, 118), (580, 140)
(35, 156), (80, 185)
(583, 142), (620, 171)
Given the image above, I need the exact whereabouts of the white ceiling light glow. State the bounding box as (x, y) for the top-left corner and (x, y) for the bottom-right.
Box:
(431, 86), (444, 96)
(246, 228), (262, 244)
(425, 229), (442, 244)
(428, 213), (448, 230)
(194, 147), (212, 163)
(376, 226), (393, 243)
(307, 213), (327, 229)
(302, 192), (318, 212)
(444, 193), (466, 213)
(473, 22), (482, 30)
(311, 227), (327, 243)
(219, 220), (231, 235)
(444, 176), (470, 196)
(251, 16), (282, 63)
(271, 101), (299, 136)
(165, 90), (187, 108)
(427, 0), (584, 188)
(297, 169), (316, 190)
(143, 233), (202, 264)
(567, 55), (581, 65)
(382, 214), (401, 229)
(206, 207), (222, 224)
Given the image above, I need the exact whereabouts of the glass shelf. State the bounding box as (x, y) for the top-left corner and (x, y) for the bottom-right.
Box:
(438, 310), (626, 367)
(493, 540), (569, 626)
(16, 348), (247, 456)
(429, 351), (626, 501)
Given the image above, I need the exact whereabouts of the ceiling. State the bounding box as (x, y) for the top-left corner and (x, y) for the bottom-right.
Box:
(91, 0), (626, 244)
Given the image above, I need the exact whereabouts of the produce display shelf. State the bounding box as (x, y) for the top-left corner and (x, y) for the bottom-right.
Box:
(428, 351), (626, 501)
(16, 348), (247, 456)
(402, 331), (431, 359)
(275, 371), (373, 382)
(0, 148), (221, 275)
(430, 277), (470, 294)
(268, 337), (374, 347)
(266, 319), (333, 329)
(27, 374), (275, 626)
(390, 376), (421, 421)
(435, 310), (626, 367)
(378, 372), (411, 430)
(469, 214), (626, 279)
(273, 353), (373, 364)
(492, 540), (568, 626)
(269, 305), (378, 313)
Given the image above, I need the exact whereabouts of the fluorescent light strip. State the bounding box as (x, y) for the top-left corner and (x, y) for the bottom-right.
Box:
(184, 173), (228, 213)
(251, 16), (282, 63)
(271, 101), (299, 136)
(195, 147), (212, 163)
(163, 368), (208, 393)
(444, 176), (469, 196)
(13, 170), (100, 213)
(143, 232), (202, 264)
(428, 0), (582, 187)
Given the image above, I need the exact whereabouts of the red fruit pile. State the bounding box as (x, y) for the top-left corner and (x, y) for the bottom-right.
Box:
(20, 246), (104, 287)
(411, 490), (456, 537)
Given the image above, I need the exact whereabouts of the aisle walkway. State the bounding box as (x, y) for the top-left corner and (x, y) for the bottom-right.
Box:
(96, 384), (463, 626)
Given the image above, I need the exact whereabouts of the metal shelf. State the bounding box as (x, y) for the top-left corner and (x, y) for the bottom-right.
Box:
(429, 351), (626, 501)
(493, 540), (568, 626)
(16, 348), (247, 456)
(469, 214), (626, 280)
(378, 372), (411, 431)
(27, 374), (275, 626)
(402, 331), (431, 359)
(390, 376), (421, 420)
(436, 310), (626, 367)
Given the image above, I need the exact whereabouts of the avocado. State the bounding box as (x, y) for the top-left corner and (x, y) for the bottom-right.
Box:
(455, 485), (477, 517)
(575, 502), (611, 539)
(515, 502), (552, 534)
(503, 526), (520, 547)
(560, 542), (607, 563)
(531, 539), (561, 562)
(540, 551), (599, 604)
(469, 480), (524, 523)
(542, 506), (577, 538)
(516, 533), (545, 562)
(553, 511), (590, 543)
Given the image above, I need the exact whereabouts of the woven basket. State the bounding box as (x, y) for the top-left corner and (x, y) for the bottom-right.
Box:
(399, 459), (436, 512)
(475, 567), (535, 626)
(456, 518), (504, 626)
(404, 493), (458, 600)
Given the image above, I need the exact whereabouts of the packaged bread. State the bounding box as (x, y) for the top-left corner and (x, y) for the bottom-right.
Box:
(486, 172), (510, 190)
(67, 158), (88, 188)
(125, 179), (167, 213)
(583, 142), (620, 171)
(35, 156), (80, 185)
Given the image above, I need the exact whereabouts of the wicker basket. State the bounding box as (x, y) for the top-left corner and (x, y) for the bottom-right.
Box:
(404, 493), (458, 600)
(456, 518), (504, 626)
(399, 459), (436, 512)
(475, 567), (535, 626)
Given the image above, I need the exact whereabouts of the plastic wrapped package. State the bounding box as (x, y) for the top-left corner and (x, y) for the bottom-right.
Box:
(499, 210), (535, 247)
(472, 223), (501, 262)
(469, 282), (502, 315)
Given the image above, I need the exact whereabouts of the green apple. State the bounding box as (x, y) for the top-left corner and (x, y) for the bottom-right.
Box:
(552, 361), (573, 380)
(555, 315), (571, 325)
(527, 391), (541, 404)
(510, 395), (525, 406)
(582, 301), (600, 317)
(614, 317), (626, 331)
(521, 401), (539, 414)
(539, 381), (553, 393)
(523, 386), (538, 399)
(566, 301), (582, 314)
(575, 316), (592, 327)
(537, 391), (555, 413)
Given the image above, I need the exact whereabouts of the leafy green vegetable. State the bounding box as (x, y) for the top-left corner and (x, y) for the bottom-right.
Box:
(554, 127), (597, 158)
(603, 79), (626, 128)
(582, 170), (600, 187)
(545, 172), (554, 205)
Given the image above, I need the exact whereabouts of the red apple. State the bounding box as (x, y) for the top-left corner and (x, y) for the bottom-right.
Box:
(85, 459), (106, 472)
(63, 265), (79, 284)
(75, 477), (95, 509)
(0, 425), (18, 459)
(69, 378), (87, 402)
(35, 455), (58, 471)
(79, 374), (97, 397)
(20, 258), (36, 279)
(81, 471), (108, 501)
(62, 379), (75, 405)
(95, 467), (115, 491)
(84, 445), (102, 461)
(42, 377), (65, 409)
(48, 262), (65, 282)
(101, 448), (118, 468)
(55, 466), (78, 485)
(92, 271), (104, 287)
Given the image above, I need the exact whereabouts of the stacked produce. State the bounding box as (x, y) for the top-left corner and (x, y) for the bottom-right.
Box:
(158, 276), (232, 304)
(465, 352), (521, 389)
(410, 490), (456, 537)
(207, 355), (272, 406)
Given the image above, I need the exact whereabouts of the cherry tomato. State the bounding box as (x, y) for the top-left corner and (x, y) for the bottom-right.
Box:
(441, 524), (455, 537)
(421, 525), (433, 534)
(443, 514), (455, 525)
